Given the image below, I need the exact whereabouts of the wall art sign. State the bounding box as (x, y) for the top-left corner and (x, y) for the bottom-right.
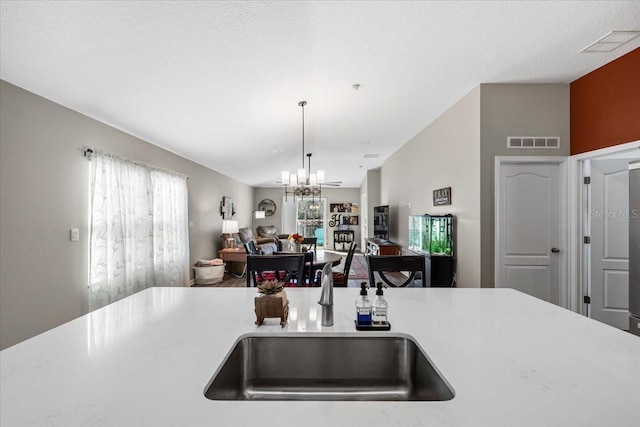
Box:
(433, 187), (452, 206)
(330, 203), (358, 214)
(220, 196), (235, 219)
(329, 213), (359, 227)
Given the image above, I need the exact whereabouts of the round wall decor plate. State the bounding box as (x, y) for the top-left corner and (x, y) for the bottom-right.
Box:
(258, 199), (276, 216)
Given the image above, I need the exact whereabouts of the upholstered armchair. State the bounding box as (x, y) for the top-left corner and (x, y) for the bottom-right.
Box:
(235, 227), (278, 254)
(256, 225), (289, 250)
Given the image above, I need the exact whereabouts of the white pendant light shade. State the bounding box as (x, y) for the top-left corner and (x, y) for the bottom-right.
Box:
(317, 170), (325, 184)
(309, 173), (317, 186)
(281, 171), (290, 184)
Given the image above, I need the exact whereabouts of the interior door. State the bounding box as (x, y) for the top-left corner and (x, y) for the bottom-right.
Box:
(497, 162), (560, 304)
(590, 160), (631, 329)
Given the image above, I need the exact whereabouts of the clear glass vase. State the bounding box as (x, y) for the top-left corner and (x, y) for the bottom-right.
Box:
(289, 241), (301, 252)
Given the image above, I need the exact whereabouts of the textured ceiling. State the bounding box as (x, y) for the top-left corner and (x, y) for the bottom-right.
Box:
(1, 1), (639, 187)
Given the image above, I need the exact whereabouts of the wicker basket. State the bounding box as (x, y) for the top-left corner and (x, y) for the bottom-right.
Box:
(193, 264), (225, 285)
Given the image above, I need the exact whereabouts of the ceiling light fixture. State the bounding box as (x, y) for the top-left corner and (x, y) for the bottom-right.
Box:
(580, 30), (640, 53)
(281, 101), (326, 201)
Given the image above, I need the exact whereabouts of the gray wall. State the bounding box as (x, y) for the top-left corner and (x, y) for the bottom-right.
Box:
(375, 83), (569, 288)
(361, 168), (381, 249)
(479, 84), (570, 287)
(380, 87), (482, 287)
(253, 187), (362, 250)
(0, 80), (253, 350)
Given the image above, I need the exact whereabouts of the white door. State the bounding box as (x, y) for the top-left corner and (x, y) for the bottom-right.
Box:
(590, 160), (631, 329)
(497, 162), (561, 304)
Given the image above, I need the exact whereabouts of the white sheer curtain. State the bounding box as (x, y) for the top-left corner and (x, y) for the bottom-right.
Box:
(89, 152), (189, 311)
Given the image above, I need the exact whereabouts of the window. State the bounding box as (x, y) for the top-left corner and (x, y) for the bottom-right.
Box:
(295, 199), (326, 246)
(88, 152), (189, 311)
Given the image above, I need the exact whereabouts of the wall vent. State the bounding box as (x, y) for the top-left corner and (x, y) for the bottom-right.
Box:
(507, 136), (560, 149)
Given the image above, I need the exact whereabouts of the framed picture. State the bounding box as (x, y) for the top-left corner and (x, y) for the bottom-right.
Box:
(345, 215), (359, 225)
(330, 203), (358, 214)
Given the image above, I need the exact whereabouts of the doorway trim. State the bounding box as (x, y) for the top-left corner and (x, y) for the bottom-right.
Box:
(495, 156), (569, 308)
(568, 140), (640, 316)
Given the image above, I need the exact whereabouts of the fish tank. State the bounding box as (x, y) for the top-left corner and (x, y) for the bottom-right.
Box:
(408, 214), (454, 257)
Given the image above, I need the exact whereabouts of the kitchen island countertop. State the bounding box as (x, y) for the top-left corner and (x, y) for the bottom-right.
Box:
(1, 287), (639, 426)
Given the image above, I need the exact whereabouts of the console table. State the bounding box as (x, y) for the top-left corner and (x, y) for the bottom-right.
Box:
(365, 238), (400, 256)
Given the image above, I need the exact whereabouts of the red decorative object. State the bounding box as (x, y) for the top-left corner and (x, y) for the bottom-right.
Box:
(288, 233), (304, 243)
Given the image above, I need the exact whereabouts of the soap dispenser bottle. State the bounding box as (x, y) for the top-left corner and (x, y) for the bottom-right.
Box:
(356, 282), (372, 326)
(372, 282), (388, 325)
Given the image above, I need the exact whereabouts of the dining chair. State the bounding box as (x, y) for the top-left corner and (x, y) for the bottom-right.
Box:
(300, 237), (317, 253)
(332, 242), (357, 287)
(367, 255), (428, 287)
(314, 228), (324, 246)
(243, 241), (259, 255)
(275, 251), (317, 286)
(246, 254), (306, 287)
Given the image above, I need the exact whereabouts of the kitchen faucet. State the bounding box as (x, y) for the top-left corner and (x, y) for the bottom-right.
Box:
(318, 262), (334, 326)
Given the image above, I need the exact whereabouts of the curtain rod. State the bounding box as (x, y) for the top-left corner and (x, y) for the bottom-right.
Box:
(83, 148), (188, 180)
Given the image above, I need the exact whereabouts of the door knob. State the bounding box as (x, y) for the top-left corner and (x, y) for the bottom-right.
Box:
(551, 247), (560, 253)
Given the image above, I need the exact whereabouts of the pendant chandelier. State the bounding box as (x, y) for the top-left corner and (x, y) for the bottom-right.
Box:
(281, 101), (325, 201)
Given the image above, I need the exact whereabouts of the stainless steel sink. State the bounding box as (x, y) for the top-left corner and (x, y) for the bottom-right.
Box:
(204, 334), (454, 401)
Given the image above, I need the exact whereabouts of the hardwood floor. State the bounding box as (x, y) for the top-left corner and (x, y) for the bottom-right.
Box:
(192, 272), (246, 287)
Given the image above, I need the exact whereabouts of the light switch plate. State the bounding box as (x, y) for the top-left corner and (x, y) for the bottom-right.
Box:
(70, 228), (79, 242)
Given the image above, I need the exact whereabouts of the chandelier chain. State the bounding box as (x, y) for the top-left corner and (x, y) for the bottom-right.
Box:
(281, 100), (324, 201)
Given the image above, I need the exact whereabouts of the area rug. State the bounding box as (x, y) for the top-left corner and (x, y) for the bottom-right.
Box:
(347, 253), (369, 280)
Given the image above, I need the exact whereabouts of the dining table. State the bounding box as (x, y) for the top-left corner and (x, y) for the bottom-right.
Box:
(246, 250), (343, 287)
(271, 249), (342, 268)
(310, 250), (342, 268)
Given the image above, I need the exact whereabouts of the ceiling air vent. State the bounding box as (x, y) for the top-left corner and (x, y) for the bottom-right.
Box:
(363, 154), (380, 158)
(580, 31), (640, 53)
(508, 136), (560, 149)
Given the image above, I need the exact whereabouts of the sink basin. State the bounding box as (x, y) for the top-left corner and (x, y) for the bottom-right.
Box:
(204, 334), (454, 401)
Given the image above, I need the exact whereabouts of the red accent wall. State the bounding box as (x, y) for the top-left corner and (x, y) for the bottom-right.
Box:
(570, 48), (640, 155)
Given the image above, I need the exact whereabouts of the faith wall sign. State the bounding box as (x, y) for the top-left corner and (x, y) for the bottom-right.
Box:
(433, 187), (452, 206)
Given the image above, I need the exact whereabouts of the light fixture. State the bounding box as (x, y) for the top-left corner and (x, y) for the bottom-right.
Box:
(281, 101), (325, 201)
(221, 220), (239, 248)
(251, 211), (265, 238)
